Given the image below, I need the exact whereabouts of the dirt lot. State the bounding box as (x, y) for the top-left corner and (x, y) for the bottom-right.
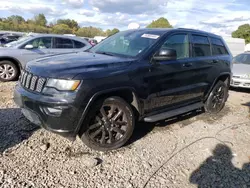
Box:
(0, 82), (250, 188)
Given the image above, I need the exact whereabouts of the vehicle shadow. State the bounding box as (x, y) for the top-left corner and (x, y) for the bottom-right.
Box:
(0, 108), (39, 153)
(190, 144), (250, 188)
(128, 107), (230, 146)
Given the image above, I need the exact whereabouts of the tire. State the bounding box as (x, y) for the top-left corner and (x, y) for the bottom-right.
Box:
(0, 60), (19, 82)
(205, 81), (228, 114)
(79, 96), (135, 151)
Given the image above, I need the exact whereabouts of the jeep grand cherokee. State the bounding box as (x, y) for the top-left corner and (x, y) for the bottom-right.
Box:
(14, 28), (232, 151)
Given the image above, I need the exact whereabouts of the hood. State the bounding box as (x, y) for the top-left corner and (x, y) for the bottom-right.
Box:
(232, 63), (250, 75)
(26, 52), (135, 79)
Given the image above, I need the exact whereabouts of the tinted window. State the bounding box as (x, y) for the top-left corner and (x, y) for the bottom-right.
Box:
(233, 54), (250, 64)
(25, 37), (52, 49)
(211, 38), (228, 55)
(74, 40), (85, 48)
(192, 35), (211, 57)
(162, 34), (189, 59)
(54, 38), (73, 49)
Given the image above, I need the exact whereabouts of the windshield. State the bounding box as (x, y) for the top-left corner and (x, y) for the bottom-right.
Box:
(233, 54), (250, 65)
(5, 36), (33, 47)
(89, 30), (162, 57)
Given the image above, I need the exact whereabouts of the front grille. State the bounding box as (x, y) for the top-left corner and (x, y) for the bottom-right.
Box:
(19, 70), (46, 92)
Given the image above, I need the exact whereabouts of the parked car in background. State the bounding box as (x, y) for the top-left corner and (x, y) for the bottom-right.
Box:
(0, 33), (23, 46)
(0, 34), (91, 82)
(14, 28), (232, 151)
(231, 52), (250, 88)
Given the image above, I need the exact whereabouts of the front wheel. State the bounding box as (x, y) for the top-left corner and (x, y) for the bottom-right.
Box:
(80, 97), (135, 151)
(0, 60), (19, 82)
(205, 81), (228, 113)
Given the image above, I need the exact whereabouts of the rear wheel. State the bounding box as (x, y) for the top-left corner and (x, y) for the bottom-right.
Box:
(0, 60), (19, 82)
(205, 81), (228, 113)
(80, 97), (135, 151)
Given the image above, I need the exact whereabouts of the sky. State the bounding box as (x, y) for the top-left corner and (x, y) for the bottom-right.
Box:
(0, 0), (250, 36)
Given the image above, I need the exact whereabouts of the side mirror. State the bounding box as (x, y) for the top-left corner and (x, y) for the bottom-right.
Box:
(24, 44), (34, 49)
(153, 49), (177, 61)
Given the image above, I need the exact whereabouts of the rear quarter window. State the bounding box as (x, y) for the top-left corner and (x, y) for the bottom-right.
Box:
(192, 35), (211, 57)
(211, 38), (228, 55)
(74, 40), (86, 48)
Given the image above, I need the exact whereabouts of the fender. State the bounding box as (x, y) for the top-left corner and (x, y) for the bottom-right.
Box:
(205, 72), (231, 100)
(75, 86), (141, 134)
(0, 56), (23, 69)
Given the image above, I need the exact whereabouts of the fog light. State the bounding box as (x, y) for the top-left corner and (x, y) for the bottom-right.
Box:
(43, 107), (62, 116)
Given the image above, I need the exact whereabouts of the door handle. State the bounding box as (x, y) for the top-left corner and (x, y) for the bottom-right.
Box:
(183, 62), (193, 67)
(212, 60), (219, 63)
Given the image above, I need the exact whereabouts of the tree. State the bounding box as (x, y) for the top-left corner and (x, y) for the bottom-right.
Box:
(147, 17), (172, 28)
(7, 15), (25, 24)
(76, 26), (105, 38)
(110, 28), (119, 36)
(232, 24), (250, 44)
(34, 14), (47, 26)
(52, 24), (72, 34)
(57, 19), (79, 29)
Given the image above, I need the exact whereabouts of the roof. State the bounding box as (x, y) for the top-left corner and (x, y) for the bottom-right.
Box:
(29, 33), (87, 41)
(132, 28), (222, 38)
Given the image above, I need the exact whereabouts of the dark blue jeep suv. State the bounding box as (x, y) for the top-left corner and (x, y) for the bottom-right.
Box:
(14, 28), (232, 151)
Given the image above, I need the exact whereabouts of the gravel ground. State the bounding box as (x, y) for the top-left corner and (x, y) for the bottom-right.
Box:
(0, 82), (250, 188)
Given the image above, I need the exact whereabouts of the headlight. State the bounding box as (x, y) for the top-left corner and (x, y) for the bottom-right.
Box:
(46, 79), (81, 91)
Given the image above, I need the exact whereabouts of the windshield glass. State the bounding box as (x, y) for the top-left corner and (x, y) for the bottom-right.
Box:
(5, 36), (33, 47)
(89, 30), (162, 57)
(233, 54), (250, 64)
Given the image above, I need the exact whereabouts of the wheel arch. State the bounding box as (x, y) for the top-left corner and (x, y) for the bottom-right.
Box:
(76, 87), (141, 134)
(0, 56), (22, 72)
(205, 72), (231, 100)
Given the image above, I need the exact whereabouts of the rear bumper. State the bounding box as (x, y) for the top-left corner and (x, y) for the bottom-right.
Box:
(230, 78), (250, 88)
(14, 83), (86, 139)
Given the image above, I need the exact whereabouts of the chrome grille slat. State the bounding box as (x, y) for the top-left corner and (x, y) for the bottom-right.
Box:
(30, 76), (38, 91)
(36, 78), (46, 92)
(19, 70), (46, 93)
(25, 73), (32, 88)
(22, 72), (28, 86)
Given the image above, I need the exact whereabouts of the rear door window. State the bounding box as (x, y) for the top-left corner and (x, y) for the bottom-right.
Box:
(54, 37), (74, 49)
(192, 35), (211, 57)
(211, 38), (228, 55)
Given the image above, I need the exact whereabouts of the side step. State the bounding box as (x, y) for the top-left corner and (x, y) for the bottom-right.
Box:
(144, 102), (204, 123)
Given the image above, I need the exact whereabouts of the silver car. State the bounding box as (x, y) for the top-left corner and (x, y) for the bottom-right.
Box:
(231, 52), (250, 88)
(0, 34), (91, 82)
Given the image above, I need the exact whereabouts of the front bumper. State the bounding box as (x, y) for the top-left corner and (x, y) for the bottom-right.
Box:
(230, 78), (250, 88)
(14, 83), (86, 139)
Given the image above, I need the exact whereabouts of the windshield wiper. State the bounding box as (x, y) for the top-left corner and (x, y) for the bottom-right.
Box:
(95, 51), (115, 56)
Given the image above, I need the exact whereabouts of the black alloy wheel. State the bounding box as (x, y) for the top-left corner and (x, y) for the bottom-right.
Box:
(80, 97), (134, 151)
(205, 81), (228, 113)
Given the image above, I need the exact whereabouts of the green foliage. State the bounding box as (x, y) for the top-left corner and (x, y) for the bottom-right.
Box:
(52, 24), (72, 34)
(105, 28), (120, 36)
(232, 24), (250, 44)
(76, 26), (105, 38)
(0, 14), (117, 38)
(34, 14), (47, 26)
(57, 19), (79, 29)
(147, 17), (172, 28)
